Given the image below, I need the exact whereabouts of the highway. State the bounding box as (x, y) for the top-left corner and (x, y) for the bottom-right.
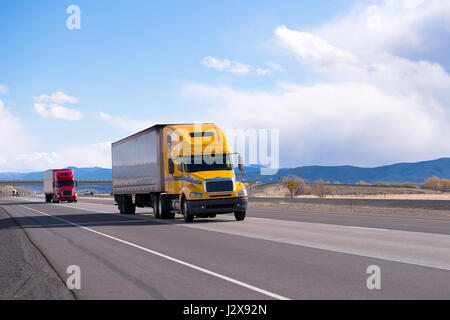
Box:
(1, 197), (450, 299)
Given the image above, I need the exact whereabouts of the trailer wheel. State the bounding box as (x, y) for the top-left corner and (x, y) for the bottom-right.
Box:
(118, 196), (125, 214)
(182, 197), (194, 223)
(45, 195), (51, 203)
(123, 195), (136, 214)
(234, 211), (246, 221)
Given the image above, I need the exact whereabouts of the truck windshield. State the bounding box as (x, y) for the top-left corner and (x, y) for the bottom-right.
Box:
(56, 181), (74, 187)
(183, 154), (233, 172)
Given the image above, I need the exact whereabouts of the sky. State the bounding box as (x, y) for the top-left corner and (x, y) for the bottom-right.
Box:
(1, 0), (450, 172)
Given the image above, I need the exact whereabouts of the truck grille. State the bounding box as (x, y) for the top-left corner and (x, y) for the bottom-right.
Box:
(205, 180), (234, 193)
(62, 190), (72, 197)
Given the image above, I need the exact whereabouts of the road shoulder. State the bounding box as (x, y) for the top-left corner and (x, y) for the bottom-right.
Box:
(0, 206), (74, 300)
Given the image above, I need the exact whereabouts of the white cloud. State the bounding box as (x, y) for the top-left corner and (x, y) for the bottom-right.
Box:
(0, 99), (32, 168)
(35, 92), (78, 104)
(275, 25), (359, 69)
(256, 68), (271, 75)
(0, 84), (8, 94)
(202, 56), (283, 76)
(33, 91), (83, 121)
(184, 82), (450, 167)
(99, 111), (152, 132)
(185, 1), (450, 167)
(267, 62), (285, 72)
(315, 0), (450, 65)
(1, 142), (112, 172)
(202, 56), (251, 75)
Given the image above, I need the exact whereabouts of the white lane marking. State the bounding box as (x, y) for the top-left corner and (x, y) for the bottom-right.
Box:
(348, 226), (388, 232)
(18, 204), (289, 300)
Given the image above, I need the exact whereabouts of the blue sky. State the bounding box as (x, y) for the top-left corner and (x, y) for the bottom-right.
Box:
(1, 0), (450, 172)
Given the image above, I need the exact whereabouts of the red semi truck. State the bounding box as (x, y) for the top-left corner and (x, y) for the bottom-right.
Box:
(44, 169), (78, 203)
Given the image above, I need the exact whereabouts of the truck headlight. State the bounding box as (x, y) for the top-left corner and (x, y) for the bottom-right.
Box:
(237, 188), (247, 196)
(189, 192), (204, 198)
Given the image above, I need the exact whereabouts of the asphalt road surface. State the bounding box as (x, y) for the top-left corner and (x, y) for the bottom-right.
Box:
(1, 196), (449, 299)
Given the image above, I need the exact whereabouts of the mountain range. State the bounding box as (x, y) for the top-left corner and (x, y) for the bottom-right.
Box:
(0, 158), (449, 184)
(242, 157), (450, 183)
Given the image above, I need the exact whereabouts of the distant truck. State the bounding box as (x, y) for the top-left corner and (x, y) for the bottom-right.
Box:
(44, 169), (78, 203)
(111, 123), (248, 222)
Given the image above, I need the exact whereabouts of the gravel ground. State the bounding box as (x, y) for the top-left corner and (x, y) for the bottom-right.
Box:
(0, 207), (74, 300)
(248, 197), (450, 217)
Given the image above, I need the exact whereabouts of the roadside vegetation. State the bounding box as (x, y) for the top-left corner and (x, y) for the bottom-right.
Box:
(0, 185), (30, 198)
(246, 175), (450, 199)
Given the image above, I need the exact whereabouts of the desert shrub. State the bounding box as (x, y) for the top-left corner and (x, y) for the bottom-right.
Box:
(356, 181), (371, 186)
(311, 179), (328, 198)
(398, 182), (419, 188)
(441, 179), (450, 189)
(373, 182), (390, 187)
(281, 175), (307, 195)
(423, 176), (442, 189)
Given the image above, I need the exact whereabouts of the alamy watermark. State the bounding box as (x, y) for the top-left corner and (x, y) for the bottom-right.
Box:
(66, 5), (81, 30)
(366, 265), (381, 290)
(66, 265), (81, 290)
(167, 122), (280, 176)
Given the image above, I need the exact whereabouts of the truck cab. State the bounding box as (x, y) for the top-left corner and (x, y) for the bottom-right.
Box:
(163, 124), (247, 222)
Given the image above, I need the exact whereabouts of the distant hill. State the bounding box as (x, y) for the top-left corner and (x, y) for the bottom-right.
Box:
(0, 158), (449, 184)
(241, 158), (450, 183)
(0, 167), (112, 180)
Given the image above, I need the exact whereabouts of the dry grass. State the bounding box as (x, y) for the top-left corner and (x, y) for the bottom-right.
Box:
(247, 182), (449, 200)
(247, 182), (450, 217)
(248, 200), (450, 217)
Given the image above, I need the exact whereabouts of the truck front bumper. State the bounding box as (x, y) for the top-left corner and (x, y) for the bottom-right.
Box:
(57, 196), (78, 202)
(187, 197), (248, 216)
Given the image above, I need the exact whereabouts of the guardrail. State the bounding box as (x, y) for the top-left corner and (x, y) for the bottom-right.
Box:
(0, 180), (113, 186)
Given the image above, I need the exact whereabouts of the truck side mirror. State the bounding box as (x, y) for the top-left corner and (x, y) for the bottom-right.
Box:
(238, 154), (244, 173)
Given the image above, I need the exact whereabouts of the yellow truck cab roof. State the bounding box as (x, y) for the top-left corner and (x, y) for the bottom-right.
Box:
(164, 123), (232, 157)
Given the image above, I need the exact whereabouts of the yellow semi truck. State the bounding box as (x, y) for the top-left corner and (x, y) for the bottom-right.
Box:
(111, 123), (248, 222)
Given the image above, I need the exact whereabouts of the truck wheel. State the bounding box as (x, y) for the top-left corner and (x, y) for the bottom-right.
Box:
(182, 198), (194, 223)
(45, 195), (51, 203)
(209, 214), (216, 218)
(159, 194), (175, 219)
(234, 211), (246, 221)
(152, 194), (161, 219)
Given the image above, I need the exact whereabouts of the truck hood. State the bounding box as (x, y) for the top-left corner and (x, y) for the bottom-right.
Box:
(185, 170), (235, 183)
(56, 186), (76, 192)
